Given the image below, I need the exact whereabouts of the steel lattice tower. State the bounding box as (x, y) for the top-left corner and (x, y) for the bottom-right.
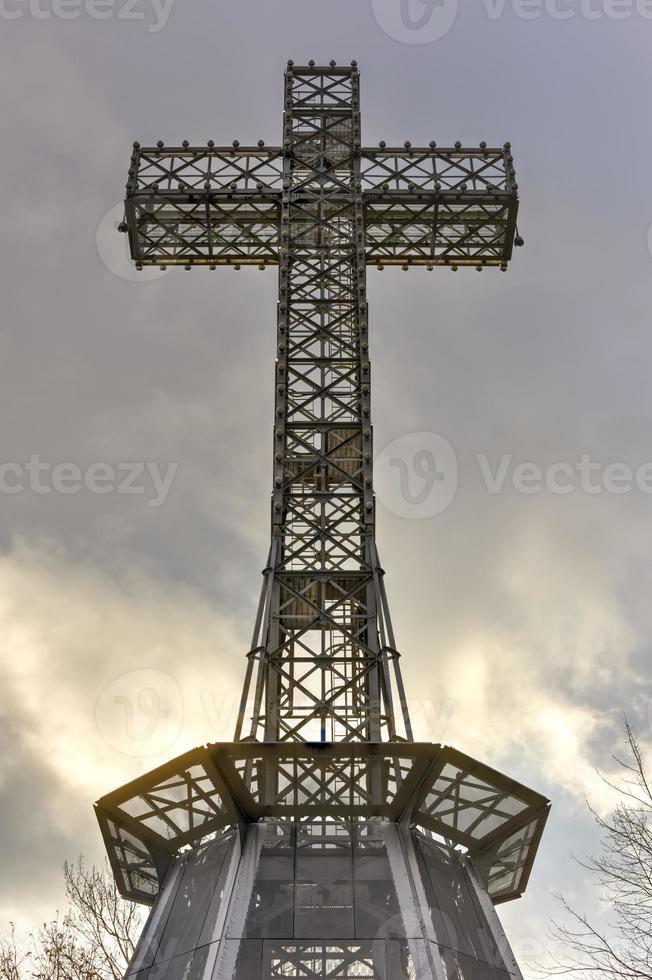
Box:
(97, 62), (550, 980)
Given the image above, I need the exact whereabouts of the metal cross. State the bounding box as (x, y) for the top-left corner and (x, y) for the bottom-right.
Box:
(120, 60), (520, 747)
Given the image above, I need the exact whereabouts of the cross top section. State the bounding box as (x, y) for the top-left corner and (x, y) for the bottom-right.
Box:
(119, 62), (521, 747)
(121, 60), (520, 272)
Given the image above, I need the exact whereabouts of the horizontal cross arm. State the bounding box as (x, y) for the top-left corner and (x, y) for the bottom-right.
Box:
(360, 145), (518, 266)
(124, 193), (280, 267)
(122, 143), (519, 269)
(123, 144), (284, 267)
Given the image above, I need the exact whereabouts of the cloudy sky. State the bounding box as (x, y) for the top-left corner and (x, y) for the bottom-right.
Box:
(1, 0), (652, 970)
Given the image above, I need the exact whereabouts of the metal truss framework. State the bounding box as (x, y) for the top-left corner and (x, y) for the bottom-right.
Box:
(100, 62), (547, 980)
(124, 145), (518, 270)
(96, 741), (549, 908)
(120, 63), (521, 753)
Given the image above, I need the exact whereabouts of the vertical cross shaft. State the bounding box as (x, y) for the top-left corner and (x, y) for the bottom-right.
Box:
(236, 65), (412, 746)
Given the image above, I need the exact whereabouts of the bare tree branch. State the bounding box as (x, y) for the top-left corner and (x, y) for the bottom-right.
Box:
(535, 723), (652, 980)
(0, 860), (143, 980)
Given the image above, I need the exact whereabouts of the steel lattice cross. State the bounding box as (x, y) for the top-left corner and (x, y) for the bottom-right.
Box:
(97, 68), (549, 965)
(121, 61), (520, 750)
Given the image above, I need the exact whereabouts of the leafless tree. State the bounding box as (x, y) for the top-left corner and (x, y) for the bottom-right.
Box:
(544, 721), (652, 979)
(0, 859), (143, 980)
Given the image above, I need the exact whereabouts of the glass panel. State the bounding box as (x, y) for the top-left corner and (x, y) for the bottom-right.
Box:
(413, 832), (506, 969)
(128, 859), (185, 972)
(198, 831), (239, 946)
(229, 940), (264, 980)
(148, 944), (210, 980)
(435, 944), (512, 980)
(420, 766), (528, 842)
(154, 835), (235, 964)
(354, 825), (405, 940)
(117, 762), (227, 843)
(104, 817), (159, 901)
(242, 822), (295, 938)
(388, 940), (433, 980)
(484, 814), (538, 900)
(295, 822), (355, 939)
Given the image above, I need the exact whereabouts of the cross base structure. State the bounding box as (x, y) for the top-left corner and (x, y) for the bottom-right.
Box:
(97, 62), (549, 980)
(97, 741), (547, 978)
